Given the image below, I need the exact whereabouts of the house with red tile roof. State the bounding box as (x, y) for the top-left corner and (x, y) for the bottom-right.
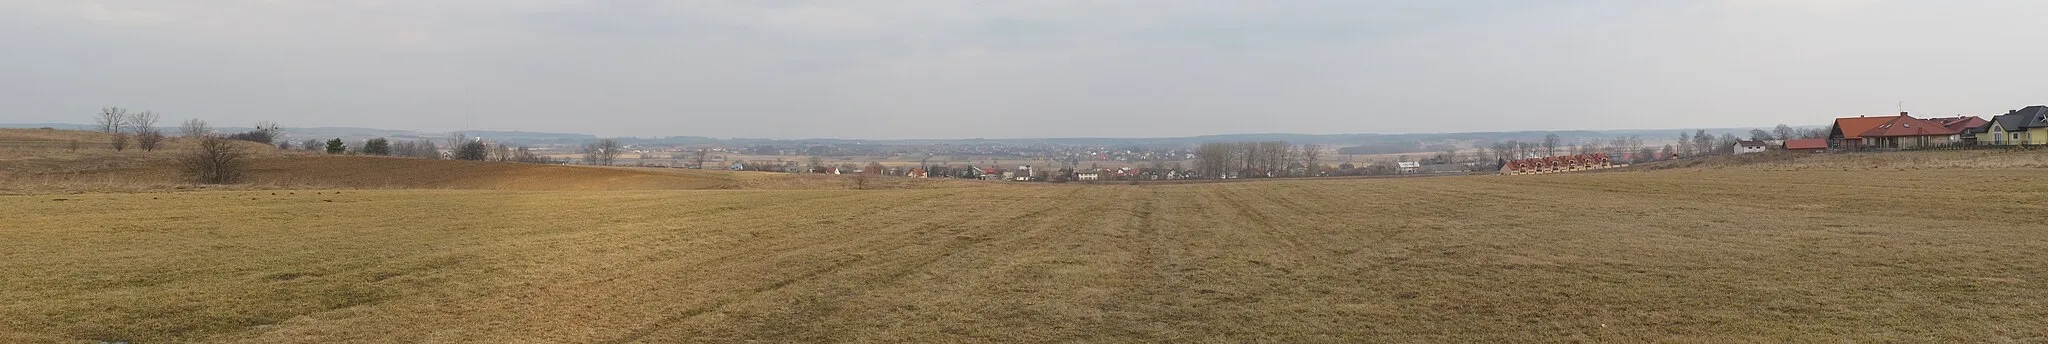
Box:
(1498, 153), (1615, 175)
(1927, 115), (1989, 145)
(1858, 114), (1960, 149)
(1927, 116), (1989, 133)
(1828, 114), (1900, 149)
(1784, 139), (1828, 153)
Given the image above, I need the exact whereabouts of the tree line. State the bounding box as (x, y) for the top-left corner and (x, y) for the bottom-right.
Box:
(1192, 141), (1325, 178)
(85, 106), (643, 185)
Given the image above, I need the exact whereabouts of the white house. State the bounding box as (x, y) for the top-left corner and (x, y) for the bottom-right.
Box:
(1076, 173), (1100, 181)
(1734, 141), (1769, 155)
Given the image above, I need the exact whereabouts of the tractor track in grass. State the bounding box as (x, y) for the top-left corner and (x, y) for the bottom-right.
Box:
(599, 187), (1091, 343)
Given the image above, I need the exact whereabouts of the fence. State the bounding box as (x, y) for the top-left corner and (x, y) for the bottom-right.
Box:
(1834, 141), (2046, 153)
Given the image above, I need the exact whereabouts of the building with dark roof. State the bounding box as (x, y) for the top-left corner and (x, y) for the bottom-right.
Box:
(1969, 106), (2048, 146)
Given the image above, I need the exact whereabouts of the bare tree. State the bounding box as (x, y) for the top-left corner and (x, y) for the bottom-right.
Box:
(582, 138), (622, 165)
(300, 139), (321, 151)
(180, 118), (210, 138)
(1748, 129), (1775, 141)
(693, 149), (710, 169)
(454, 140), (489, 161)
(95, 107), (127, 134)
(513, 146), (544, 163)
(96, 107), (130, 151)
(1677, 132), (1694, 157)
(446, 133), (469, 151)
(229, 122), (283, 146)
(1801, 127), (1830, 140)
(1692, 129), (1714, 156)
(129, 111), (164, 151)
(362, 138), (392, 156)
(1542, 133), (1561, 156)
(1301, 144), (1323, 176)
(1772, 124), (1796, 144)
(418, 140), (441, 159)
(1195, 142), (1240, 178)
(180, 136), (249, 184)
(491, 144), (513, 162)
(1715, 133), (1740, 155)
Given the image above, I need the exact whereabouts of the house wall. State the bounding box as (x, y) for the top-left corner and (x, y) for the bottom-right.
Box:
(2029, 128), (2048, 145)
(1979, 125), (2048, 146)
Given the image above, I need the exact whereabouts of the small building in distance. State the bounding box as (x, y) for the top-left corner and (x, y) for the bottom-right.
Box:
(1499, 153), (1615, 175)
(1734, 140), (1769, 155)
(1784, 139), (1828, 153)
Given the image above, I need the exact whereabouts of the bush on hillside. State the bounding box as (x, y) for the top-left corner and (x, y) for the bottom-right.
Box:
(179, 136), (248, 184)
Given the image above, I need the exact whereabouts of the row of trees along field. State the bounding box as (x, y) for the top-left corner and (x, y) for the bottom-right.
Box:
(84, 107), (635, 184)
(287, 134), (559, 164)
(1191, 141), (1326, 178)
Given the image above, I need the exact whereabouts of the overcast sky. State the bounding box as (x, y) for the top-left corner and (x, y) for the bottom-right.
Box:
(2, 1), (2044, 139)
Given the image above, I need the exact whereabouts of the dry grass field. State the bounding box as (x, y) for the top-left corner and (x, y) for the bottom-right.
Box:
(7, 154), (2048, 342)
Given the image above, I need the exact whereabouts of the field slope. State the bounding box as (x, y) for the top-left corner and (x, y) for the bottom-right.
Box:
(4, 167), (2046, 342)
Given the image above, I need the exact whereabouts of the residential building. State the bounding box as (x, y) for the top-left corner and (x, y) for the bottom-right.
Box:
(1928, 116), (1989, 144)
(1734, 141), (1769, 155)
(1499, 153), (1613, 175)
(1857, 114), (1960, 149)
(1968, 106), (2048, 146)
(1784, 139), (1828, 153)
(1828, 115), (1898, 149)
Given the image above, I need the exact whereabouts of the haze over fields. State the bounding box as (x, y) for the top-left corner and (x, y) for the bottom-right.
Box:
(6, 1), (2048, 138)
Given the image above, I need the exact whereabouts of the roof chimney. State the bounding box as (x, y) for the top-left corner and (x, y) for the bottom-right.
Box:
(1900, 111), (1909, 116)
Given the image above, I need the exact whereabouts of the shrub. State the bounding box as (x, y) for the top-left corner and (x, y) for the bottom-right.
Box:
(179, 137), (248, 184)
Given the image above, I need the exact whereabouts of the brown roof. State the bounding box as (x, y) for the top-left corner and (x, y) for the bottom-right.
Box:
(1785, 139), (1828, 150)
(1833, 116), (1900, 140)
(1859, 115), (1959, 138)
(1928, 116), (1989, 133)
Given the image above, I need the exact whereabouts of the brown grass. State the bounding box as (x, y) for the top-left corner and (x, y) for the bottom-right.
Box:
(5, 165), (2047, 342)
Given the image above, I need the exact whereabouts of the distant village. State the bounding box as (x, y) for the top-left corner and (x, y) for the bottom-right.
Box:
(139, 104), (2046, 183)
(1500, 106), (2038, 175)
(716, 105), (2048, 181)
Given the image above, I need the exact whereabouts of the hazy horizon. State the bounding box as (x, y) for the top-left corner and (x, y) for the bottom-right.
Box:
(5, 1), (2045, 139)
